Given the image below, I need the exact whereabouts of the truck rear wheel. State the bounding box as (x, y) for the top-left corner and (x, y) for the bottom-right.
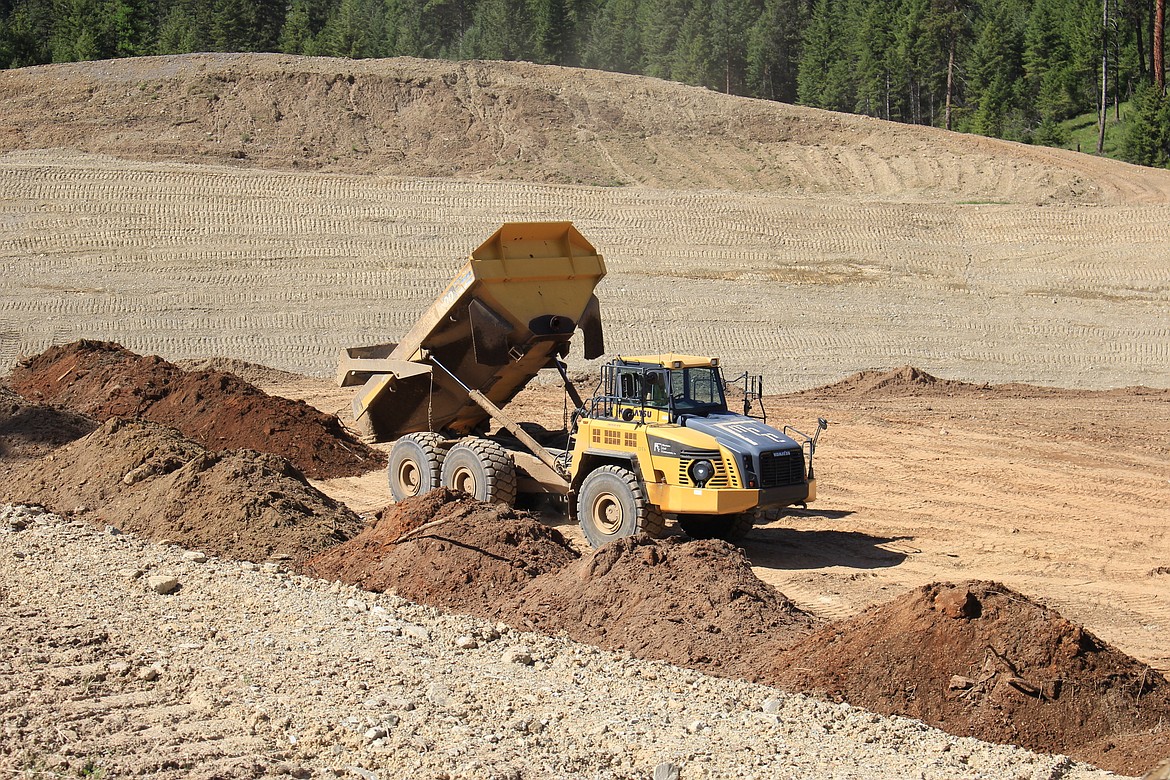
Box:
(388, 432), (446, 502)
(676, 511), (755, 543)
(440, 438), (518, 505)
(577, 465), (666, 548)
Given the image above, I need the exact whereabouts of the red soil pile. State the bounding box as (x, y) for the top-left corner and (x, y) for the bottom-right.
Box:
(0, 417), (362, 564)
(500, 534), (816, 679)
(766, 581), (1170, 776)
(9, 341), (383, 479)
(304, 489), (580, 615)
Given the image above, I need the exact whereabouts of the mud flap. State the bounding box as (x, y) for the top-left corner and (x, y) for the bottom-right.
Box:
(580, 294), (604, 359)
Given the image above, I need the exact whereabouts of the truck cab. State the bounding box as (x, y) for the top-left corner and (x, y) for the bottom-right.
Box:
(569, 354), (822, 547)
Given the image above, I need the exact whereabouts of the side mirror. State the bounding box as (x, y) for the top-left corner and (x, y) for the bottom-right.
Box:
(818, 417), (828, 430)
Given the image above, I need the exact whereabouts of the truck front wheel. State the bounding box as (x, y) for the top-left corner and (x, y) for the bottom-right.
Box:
(577, 465), (666, 548)
(440, 438), (518, 505)
(388, 432), (446, 502)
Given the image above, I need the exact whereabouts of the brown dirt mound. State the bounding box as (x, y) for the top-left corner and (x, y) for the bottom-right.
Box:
(0, 385), (97, 462)
(500, 534), (816, 678)
(790, 365), (1170, 402)
(10, 340), (383, 479)
(0, 417), (361, 564)
(790, 365), (989, 399)
(305, 489), (580, 615)
(766, 581), (1170, 776)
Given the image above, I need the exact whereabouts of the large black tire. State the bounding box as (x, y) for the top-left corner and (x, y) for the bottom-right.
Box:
(676, 511), (756, 543)
(577, 465), (667, 548)
(388, 432), (446, 502)
(439, 438), (518, 505)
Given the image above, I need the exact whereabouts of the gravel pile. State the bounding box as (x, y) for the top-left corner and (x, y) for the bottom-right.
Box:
(0, 504), (1122, 780)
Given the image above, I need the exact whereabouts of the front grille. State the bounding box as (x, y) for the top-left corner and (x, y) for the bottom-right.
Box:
(678, 449), (739, 489)
(758, 448), (805, 487)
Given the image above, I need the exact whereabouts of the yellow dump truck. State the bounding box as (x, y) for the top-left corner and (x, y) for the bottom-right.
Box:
(338, 222), (825, 547)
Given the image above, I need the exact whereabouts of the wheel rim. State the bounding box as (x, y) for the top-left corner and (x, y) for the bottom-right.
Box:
(397, 460), (422, 497)
(591, 492), (624, 535)
(451, 465), (478, 496)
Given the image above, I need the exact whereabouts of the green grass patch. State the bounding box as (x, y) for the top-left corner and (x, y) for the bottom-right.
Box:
(1059, 100), (1131, 159)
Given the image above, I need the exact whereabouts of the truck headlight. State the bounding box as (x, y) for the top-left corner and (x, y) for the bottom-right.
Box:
(688, 459), (714, 486)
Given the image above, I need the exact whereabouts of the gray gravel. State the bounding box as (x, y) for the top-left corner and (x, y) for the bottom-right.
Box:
(0, 505), (1129, 779)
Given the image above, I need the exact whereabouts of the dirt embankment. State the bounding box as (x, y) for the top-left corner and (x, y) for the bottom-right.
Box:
(500, 534), (815, 678)
(305, 488), (579, 615)
(1, 416), (361, 565)
(769, 582), (1170, 774)
(10, 340), (383, 479)
(306, 492), (1169, 776)
(4, 53), (1170, 203)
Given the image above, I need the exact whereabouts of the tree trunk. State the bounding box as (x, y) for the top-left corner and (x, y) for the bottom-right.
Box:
(1156, 0), (1165, 93)
(945, 40), (955, 131)
(1098, 0), (1108, 154)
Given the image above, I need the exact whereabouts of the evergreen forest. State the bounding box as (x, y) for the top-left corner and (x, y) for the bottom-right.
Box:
(2, 0), (1169, 167)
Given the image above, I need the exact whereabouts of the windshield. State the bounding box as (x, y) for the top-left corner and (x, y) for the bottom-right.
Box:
(664, 367), (727, 413)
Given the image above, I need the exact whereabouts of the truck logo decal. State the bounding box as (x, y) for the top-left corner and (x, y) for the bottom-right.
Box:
(647, 436), (681, 458)
(713, 421), (788, 446)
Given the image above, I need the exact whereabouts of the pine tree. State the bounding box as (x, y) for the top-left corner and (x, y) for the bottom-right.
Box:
(278, 0), (314, 54)
(530, 0), (569, 64)
(671, 1), (715, 88)
(318, 0), (384, 57)
(581, 0), (641, 73)
(50, 0), (103, 60)
(709, 0), (753, 94)
(1123, 80), (1170, 162)
(891, 0), (934, 124)
(746, 0), (805, 101)
(797, 0), (852, 111)
(925, 0), (971, 130)
(639, 0), (686, 79)
(212, 0), (259, 50)
(852, 0), (895, 118)
(465, 0), (531, 60)
(1024, 0), (1070, 123)
(963, 0), (1025, 137)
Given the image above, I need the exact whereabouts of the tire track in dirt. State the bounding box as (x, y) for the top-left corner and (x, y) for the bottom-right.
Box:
(3, 152), (1168, 389)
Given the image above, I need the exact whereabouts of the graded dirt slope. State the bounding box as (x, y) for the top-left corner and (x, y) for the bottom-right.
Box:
(10, 341), (383, 479)
(4, 54), (1170, 203)
(3, 151), (1168, 391)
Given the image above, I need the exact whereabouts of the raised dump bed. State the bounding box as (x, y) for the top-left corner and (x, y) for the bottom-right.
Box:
(338, 222), (605, 442)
